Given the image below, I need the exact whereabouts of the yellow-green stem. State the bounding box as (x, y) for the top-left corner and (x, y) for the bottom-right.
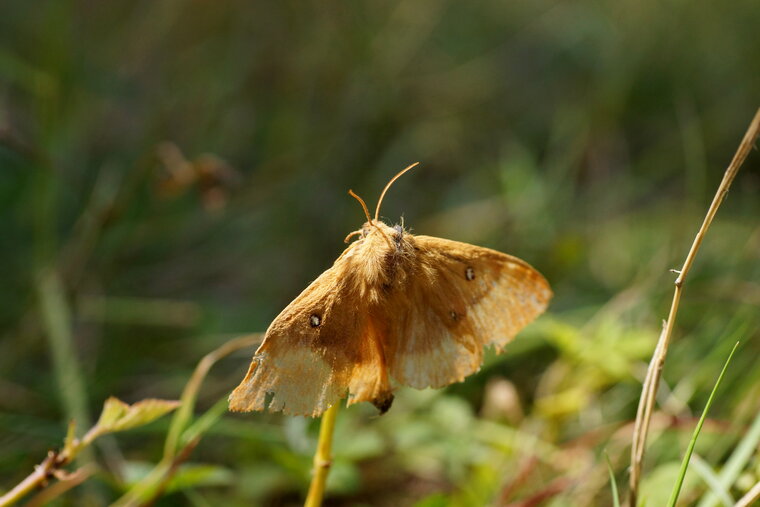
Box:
(304, 403), (340, 507)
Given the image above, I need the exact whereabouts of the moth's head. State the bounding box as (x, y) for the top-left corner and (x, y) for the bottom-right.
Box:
(361, 220), (398, 237)
(360, 221), (373, 238)
(362, 220), (400, 238)
(344, 219), (396, 244)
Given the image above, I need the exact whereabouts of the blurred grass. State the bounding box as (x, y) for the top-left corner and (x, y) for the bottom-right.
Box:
(1, 0), (759, 505)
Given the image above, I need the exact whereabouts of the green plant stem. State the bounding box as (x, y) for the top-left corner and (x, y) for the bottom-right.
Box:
(667, 342), (739, 507)
(305, 403), (340, 507)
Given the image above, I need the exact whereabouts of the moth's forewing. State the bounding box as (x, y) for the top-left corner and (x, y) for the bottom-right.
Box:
(382, 235), (552, 389)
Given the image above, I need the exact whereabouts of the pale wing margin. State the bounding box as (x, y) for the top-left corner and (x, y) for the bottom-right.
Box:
(385, 235), (552, 390)
(228, 266), (349, 417)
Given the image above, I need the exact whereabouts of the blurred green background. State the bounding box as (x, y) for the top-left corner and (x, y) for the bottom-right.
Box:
(1, 1), (759, 505)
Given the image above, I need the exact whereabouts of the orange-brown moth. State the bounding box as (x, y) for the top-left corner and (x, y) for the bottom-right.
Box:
(229, 163), (552, 417)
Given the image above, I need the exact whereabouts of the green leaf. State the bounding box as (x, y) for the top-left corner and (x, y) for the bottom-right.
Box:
(95, 397), (131, 428)
(87, 397), (180, 443)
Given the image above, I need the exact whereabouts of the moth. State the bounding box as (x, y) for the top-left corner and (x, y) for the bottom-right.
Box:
(229, 163), (552, 417)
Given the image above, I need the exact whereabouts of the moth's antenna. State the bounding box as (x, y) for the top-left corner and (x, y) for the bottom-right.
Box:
(344, 230), (362, 243)
(348, 189), (394, 248)
(348, 189), (372, 223)
(374, 162), (419, 222)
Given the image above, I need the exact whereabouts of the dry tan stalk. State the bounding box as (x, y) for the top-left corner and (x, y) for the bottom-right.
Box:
(627, 108), (760, 506)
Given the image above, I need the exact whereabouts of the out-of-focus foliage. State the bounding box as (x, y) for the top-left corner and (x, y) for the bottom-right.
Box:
(1, 0), (759, 505)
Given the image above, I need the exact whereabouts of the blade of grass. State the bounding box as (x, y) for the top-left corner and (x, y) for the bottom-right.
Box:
(666, 341), (739, 507)
(36, 268), (91, 438)
(605, 452), (621, 507)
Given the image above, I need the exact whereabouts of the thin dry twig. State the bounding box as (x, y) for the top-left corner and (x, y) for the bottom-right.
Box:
(0, 452), (62, 507)
(627, 108), (760, 506)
